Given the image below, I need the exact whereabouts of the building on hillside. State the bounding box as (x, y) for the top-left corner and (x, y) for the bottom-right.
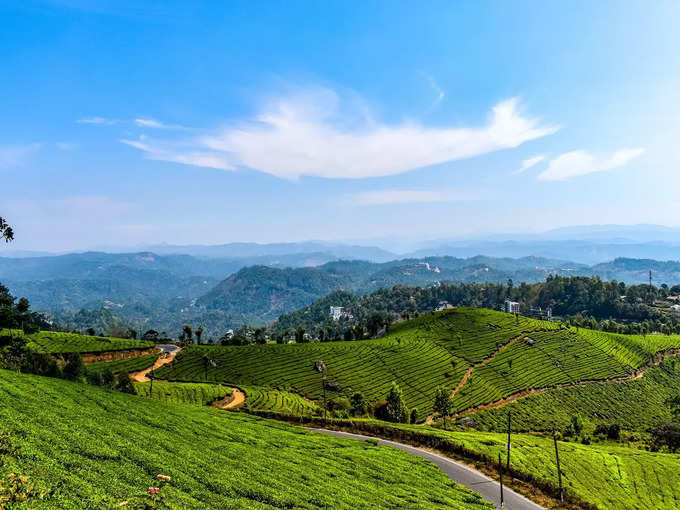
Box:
(671, 304), (680, 311)
(504, 300), (521, 314)
(330, 306), (344, 320)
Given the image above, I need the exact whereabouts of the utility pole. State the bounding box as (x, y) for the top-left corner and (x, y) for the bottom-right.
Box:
(506, 410), (512, 471)
(149, 371), (154, 398)
(498, 453), (504, 509)
(553, 429), (564, 503)
(317, 360), (328, 421)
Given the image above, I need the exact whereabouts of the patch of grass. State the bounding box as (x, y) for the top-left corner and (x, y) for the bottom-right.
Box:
(241, 385), (319, 416)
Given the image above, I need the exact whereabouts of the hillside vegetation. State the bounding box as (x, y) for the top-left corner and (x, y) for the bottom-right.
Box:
(1, 329), (154, 354)
(157, 308), (680, 418)
(347, 422), (680, 510)
(471, 356), (680, 432)
(0, 369), (492, 509)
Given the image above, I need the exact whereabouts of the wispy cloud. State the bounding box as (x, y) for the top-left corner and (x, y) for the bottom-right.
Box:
(121, 87), (559, 180)
(421, 72), (445, 112)
(77, 116), (118, 125)
(513, 154), (545, 174)
(56, 142), (78, 151)
(134, 118), (186, 129)
(538, 148), (645, 181)
(0, 143), (41, 168)
(352, 188), (483, 206)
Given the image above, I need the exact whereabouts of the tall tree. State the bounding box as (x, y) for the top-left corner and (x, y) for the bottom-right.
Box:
(433, 386), (453, 429)
(385, 382), (409, 423)
(195, 326), (204, 344)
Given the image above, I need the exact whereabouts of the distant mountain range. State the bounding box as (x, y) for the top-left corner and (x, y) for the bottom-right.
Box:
(3, 247), (680, 339)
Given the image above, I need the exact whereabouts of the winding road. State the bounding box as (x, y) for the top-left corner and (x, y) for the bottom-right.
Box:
(308, 428), (544, 510)
(130, 344), (181, 382)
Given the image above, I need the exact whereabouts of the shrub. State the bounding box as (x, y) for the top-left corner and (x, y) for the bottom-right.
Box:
(410, 408), (420, 424)
(101, 369), (115, 388)
(116, 371), (136, 395)
(86, 370), (103, 386)
(607, 424), (621, 440)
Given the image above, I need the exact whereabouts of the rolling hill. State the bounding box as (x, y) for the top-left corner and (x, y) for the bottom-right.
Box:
(155, 308), (680, 419)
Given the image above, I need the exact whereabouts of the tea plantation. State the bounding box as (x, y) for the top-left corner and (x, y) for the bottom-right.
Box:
(85, 354), (159, 375)
(1, 329), (154, 354)
(470, 356), (680, 432)
(386, 425), (680, 510)
(134, 380), (232, 406)
(241, 385), (320, 416)
(154, 308), (680, 417)
(0, 369), (494, 509)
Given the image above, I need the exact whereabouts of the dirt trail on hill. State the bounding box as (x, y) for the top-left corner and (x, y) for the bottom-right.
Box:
(457, 347), (680, 416)
(212, 388), (245, 409)
(425, 329), (554, 423)
(131, 346), (181, 382)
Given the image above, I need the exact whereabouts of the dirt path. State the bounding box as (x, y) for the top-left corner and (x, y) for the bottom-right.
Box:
(130, 346), (181, 382)
(212, 388), (245, 409)
(457, 347), (680, 416)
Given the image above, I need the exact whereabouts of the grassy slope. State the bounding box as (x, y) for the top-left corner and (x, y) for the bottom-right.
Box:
(469, 357), (680, 432)
(86, 354), (159, 374)
(241, 385), (320, 416)
(1, 329), (155, 354)
(155, 308), (680, 417)
(394, 426), (680, 510)
(133, 380), (232, 406)
(0, 369), (492, 510)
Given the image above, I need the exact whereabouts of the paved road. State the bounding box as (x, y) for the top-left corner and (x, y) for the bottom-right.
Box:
(308, 428), (544, 510)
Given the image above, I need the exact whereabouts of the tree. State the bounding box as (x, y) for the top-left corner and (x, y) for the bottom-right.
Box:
(195, 326), (204, 345)
(182, 325), (193, 344)
(142, 329), (159, 342)
(253, 328), (266, 344)
(62, 352), (84, 381)
(116, 371), (136, 394)
(385, 382), (408, 423)
(410, 408), (419, 424)
(101, 368), (115, 388)
(350, 392), (367, 416)
(0, 217), (13, 242)
(650, 421), (680, 453)
(433, 386), (453, 429)
(295, 327), (306, 343)
(668, 395), (680, 420)
(86, 328), (96, 336)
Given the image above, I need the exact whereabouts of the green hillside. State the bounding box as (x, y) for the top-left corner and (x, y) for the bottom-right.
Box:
(134, 380), (232, 407)
(157, 307), (680, 418)
(86, 353), (158, 374)
(0, 369), (492, 509)
(469, 356), (680, 432)
(2, 329), (154, 354)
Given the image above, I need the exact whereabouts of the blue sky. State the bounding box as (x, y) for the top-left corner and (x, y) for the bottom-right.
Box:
(1, 0), (679, 251)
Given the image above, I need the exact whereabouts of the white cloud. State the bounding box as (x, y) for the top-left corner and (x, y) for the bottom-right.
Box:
(422, 72), (445, 111)
(513, 154), (545, 174)
(77, 116), (118, 125)
(352, 188), (482, 205)
(122, 87), (559, 180)
(135, 118), (166, 128)
(538, 148), (645, 181)
(0, 143), (41, 167)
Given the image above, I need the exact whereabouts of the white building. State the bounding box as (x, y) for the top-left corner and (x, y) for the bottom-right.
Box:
(504, 300), (521, 314)
(435, 301), (454, 311)
(330, 306), (344, 320)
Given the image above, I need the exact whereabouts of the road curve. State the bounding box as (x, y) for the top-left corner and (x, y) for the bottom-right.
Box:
(308, 428), (544, 510)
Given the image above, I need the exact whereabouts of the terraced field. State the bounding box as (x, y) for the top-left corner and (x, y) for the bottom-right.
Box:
(154, 308), (680, 418)
(241, 385), (320, 416)
(134, 380), (232, 406)
(85, 354), (158, 375)
(0, 369), (493, 509)
(1, 329), (154, 354)
(452, 328), (680, 413)
(154, 335), (462, 416)
(470, 356), (680, 432)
